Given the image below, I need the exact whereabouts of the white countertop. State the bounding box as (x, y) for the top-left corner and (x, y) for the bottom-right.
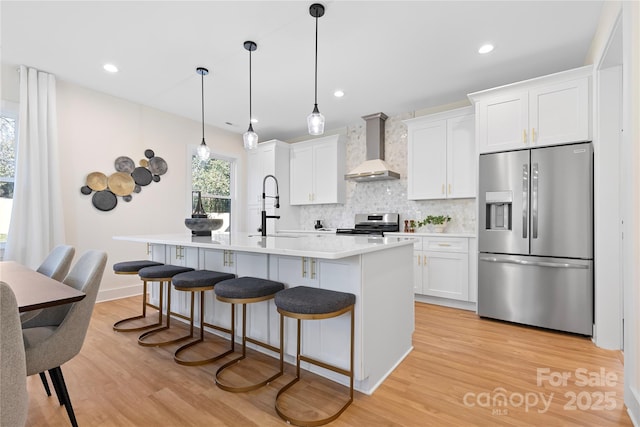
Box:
(114, 232), (415, 260)
(386, 232), (476, 238)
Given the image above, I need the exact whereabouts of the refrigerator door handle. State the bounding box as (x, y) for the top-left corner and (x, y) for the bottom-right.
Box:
(480, 257), (589, 269)
(532, 163), (539, 239)
(522, 164), (528, 239)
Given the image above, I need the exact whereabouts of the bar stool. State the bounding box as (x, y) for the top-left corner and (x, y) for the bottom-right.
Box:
(112, 260), (164, 332)
(274, 286), (356, 427)
(214, 277), (284, 392)
(171, 270), (236, 366)
(136, 264), (195, 347)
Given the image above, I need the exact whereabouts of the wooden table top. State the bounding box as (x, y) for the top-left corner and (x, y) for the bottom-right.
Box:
(0, 261), (85, 312)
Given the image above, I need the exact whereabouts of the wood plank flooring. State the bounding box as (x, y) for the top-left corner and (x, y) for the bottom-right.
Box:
(25, 297), (632, 426)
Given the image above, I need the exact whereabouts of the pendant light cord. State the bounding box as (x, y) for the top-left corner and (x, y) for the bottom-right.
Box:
(201, 71), (205, 141)
(249, 48), (253, 125)
(314, 12), (319, 107)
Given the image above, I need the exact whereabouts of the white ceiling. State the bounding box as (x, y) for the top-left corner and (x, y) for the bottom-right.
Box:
(1, 1), (604, 142)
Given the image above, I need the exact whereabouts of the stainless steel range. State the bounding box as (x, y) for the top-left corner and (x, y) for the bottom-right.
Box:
(336, 213), (400, 236)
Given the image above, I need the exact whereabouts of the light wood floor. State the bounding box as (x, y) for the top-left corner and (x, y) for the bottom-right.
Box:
(25, 297), (632, 426)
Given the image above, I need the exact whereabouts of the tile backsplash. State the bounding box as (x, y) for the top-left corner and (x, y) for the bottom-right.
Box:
(297, 112), (477, 233)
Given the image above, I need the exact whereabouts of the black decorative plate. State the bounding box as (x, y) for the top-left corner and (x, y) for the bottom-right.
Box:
(92, 190), (117, 211)
(131, 167), (153, 186)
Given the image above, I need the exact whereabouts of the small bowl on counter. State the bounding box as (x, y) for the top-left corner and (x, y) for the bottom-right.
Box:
(185, 218), (224, 236)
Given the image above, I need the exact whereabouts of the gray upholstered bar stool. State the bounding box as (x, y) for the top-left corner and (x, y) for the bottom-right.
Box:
(136, 264), (195, 347)
(112, 260), (164, 332)
(274, 286), (356, 427)
(171, 270), (236, 366)
(214, 277), (284, 392)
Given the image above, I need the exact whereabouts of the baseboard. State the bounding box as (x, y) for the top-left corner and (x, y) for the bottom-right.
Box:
(97, 284), (142, 303)
(414, 294), (477, 312)
(627, 385), (640, 427)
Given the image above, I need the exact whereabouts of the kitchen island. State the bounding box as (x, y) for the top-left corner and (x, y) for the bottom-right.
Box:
(114, 232), (415, 395)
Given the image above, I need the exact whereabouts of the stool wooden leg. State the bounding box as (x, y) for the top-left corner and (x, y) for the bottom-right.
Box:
(215, 301), (283, 393)
(174, 291), (234, 366)
(113, 279), (163, 332)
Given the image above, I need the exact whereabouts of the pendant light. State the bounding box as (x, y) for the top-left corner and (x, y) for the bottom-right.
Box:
(307, 3), (325, 136)
(196, 67), (211, 161)
(243, 41), (259, 150)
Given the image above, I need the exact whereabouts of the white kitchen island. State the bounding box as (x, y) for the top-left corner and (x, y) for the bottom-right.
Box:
(113, 232), (415, 395)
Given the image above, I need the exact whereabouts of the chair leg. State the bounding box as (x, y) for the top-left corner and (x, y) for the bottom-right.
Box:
(39, 371), (52, 397)
(49, 366), (79, 427)
(48, 369), (64, 406)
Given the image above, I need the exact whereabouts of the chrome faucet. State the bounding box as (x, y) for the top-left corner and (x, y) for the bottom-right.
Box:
(261, 174), (280, 237)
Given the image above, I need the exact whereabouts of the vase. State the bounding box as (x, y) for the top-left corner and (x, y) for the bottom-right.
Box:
(432, 223), (448, 233)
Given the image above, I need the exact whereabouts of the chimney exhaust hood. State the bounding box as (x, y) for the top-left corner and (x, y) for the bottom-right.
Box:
(345, 112), (400, 182)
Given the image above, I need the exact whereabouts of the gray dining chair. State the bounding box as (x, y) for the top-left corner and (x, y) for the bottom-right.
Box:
(37, 244), (76, 281)
(22, 244), (75, 396)
(22, 250), (107, 427)
(0, 281), (29, 427)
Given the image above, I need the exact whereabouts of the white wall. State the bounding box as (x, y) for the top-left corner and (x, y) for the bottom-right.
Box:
(50, 79), (246, 301)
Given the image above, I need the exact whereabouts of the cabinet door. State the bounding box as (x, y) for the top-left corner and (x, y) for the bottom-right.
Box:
(201, 248), (236, 274)
(407, 120), (447, 200)
(289, 144), (314, 205)
(447, 114), (476, 198)
(312, 141), (338, 204)
(423, 251), (469, 301)
(529, 77), (590, 147)
(477, 92), (529, 153)
(413, 250), (424, 294)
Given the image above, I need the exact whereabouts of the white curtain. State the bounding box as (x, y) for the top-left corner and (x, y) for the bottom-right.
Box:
(5, 66), (65, 268)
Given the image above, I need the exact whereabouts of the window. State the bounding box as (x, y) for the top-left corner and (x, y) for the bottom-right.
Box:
(0, 101), (18, 246)
(190, 153), (234, 233)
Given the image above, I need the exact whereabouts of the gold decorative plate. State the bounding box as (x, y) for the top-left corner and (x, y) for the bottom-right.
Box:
(86, 172), (107, 191)
(107, 172), (135, 196)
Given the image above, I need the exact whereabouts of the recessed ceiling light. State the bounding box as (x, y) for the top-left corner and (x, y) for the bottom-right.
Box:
(478, 44), (494, 54)
(334, 90), (344, 98)
(103, 63), (119, 73)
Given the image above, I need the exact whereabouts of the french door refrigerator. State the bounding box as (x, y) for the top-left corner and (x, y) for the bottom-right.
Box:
(478, 142), (593, 335)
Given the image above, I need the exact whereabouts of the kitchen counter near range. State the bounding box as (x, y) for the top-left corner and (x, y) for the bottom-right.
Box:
(114, 232), (414, 260)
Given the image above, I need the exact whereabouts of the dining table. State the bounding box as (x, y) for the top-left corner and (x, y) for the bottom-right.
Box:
(0, 261), (85, 312)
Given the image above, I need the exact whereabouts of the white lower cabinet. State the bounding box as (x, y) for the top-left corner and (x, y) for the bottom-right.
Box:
(392, 234), (476, 307)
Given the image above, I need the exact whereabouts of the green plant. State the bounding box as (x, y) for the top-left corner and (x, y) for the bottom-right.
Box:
(418, 215), (451, 227)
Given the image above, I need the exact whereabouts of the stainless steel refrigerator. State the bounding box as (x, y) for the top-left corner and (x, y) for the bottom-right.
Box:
(478, 142), (593, 335)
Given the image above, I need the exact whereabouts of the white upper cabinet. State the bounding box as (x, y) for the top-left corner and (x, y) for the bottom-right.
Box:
(290, 134), (346, 205)
(246, 139), (298, 233)
(470, 66), (592, 153)
(404, 107), (475, 200)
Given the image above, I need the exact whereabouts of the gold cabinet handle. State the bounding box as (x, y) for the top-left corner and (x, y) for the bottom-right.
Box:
(523, 129), (527, 144)
(438, 243), (451, 247)
(531, 127), (536, 144)
(311, 258), (316, 279)
(417, 255), (421, 266)
(146, 243), (151, 255)
(301, 257), (307, 277)
(423, 255), (427, 265)
(448, 184), (452, 194)
(228, 251), (233, 267)
(441, 184), (445, 194)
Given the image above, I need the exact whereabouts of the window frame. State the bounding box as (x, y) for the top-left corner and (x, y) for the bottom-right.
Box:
(0, 100), (19, 255)
(186, 145), (237, 234)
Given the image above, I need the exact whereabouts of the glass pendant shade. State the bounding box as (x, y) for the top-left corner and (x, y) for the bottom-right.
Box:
(197, 139), (210, 160)
(243, 124), (258, 150)
(307, 105), (325, 135)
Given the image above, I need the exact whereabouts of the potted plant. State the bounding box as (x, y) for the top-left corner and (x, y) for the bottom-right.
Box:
(418, 215), (451, 233)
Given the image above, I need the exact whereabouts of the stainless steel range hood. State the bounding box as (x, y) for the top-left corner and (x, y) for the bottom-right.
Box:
(345, 112), (400, 182)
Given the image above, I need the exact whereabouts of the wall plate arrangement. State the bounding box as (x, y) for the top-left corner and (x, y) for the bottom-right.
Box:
(80, 149), (167, 211)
